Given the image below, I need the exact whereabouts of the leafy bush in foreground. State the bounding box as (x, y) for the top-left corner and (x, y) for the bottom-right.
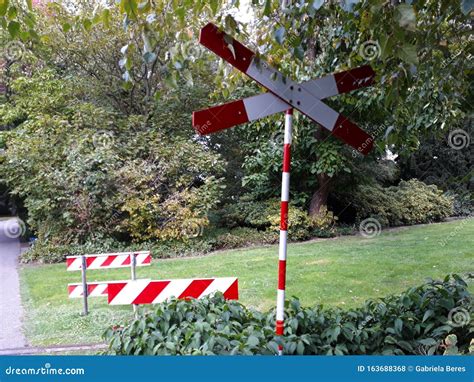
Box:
(104, 275), (473, 355)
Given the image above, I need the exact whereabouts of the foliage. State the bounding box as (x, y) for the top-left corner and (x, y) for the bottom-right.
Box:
(351, 179), (453, 226)
(213, 227), (276, 250)
(0, 68), (224, 244)
(104, 275), (473, 355)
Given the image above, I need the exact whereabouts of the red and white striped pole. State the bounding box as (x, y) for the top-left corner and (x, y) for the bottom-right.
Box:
(276, 108), (293, 355)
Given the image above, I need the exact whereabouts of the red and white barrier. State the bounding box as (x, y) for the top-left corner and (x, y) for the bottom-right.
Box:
(66, 251), (151, 271)
(67, 282), (108, 298)
(107, 277), (238, 305)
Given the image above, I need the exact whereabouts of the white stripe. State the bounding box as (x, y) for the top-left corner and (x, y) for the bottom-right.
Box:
(110, 254), (128, 268)
(68, 285), (82, 298)
(90, 284), (108, 297)
(278, 231), (287, 260)
(109, 279), (150, 305)
(152, 279), (192, 303)
(243, 93), (289, 121)
(276, 289), (285, 321)
(87, 256), (106, 270)
(200, 277), (235, 297)
(281, 172), (290, 202)
(136, 253), (150, 265)
(284, 114), (292, 144)
(66, 257), (82, 271)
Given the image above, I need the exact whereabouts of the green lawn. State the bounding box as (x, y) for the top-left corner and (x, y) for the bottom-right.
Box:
(19, 219), (473, 347)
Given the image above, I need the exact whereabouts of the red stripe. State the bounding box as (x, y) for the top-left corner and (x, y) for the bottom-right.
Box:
(132, 281), (170, 304)
(223, 279), (239, 300)
(199, 23), (255, 73)
(278, 260), (287, 290)
(276, 320), (284, 335)
(192, 99), (249, 135)
(280, 201), (289, 231)
(107, 282), (127, 304)
(101, 255), (117, 267)
(67, 285), (77, 295)
(331, 115), (374, 155)
(86, 256), (97, 268)
(66, 258), (76, 269)
(282, 144), (291, 172)
(286, 109), (293, 115)
(178, 279), (214, 300)
(334, 65), (376, 94)
(87, 283), (98, 295)
(121, 255), (131, 266)
(142, 254), (151, 265)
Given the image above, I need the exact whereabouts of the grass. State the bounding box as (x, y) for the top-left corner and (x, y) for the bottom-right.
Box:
(19, 219), (473, 347)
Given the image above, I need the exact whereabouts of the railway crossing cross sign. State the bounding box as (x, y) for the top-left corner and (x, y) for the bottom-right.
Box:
(192, 23), (376, 355)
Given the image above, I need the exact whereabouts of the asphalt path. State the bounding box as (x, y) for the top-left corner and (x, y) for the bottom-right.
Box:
(0, 218), (27, 350)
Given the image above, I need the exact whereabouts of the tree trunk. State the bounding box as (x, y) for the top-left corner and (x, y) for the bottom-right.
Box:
(308, 173), (332, 217)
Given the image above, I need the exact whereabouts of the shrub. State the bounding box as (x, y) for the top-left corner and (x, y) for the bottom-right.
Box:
(104, 275), (472, 355)
(218, 200), (273, 230)
(213, 227), (277, 250)
(353, 179), (453, 227)
(267, 202), (314, 241)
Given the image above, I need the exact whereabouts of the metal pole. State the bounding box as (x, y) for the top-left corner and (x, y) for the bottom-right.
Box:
(276, 108), (293, 355)
(131, 253), (137, 315)
(80, 255), (89, 316)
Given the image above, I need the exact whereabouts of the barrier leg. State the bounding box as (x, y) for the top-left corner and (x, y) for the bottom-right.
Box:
(80, 255), (89, 316)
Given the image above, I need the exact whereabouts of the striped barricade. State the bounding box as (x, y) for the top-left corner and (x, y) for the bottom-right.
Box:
(68, 282), (108, 298)
(66, 250), (151, 314)
(107, 277), (238, 305)
(66, 251), (151, 271)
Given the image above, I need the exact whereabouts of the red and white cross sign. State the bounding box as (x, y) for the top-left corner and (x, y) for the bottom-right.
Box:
(192, 23), (376, 355)
(193, 23), (376, 155)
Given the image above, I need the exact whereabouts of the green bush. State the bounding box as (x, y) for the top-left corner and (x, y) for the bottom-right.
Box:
(104, 275), (473, 355)
(21, 236), (214, 264)
(213, 227), (277, 250)
(218, 200), (273, 230)
(353, 179), (453, 227)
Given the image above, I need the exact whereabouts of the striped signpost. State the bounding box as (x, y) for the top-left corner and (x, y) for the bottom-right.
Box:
(192, 23), (376, 354)
(66, 251), (151, 315)
(107, 278), (238, 305)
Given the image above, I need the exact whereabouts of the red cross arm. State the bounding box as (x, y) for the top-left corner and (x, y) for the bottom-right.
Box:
(199, 23), (375, 155)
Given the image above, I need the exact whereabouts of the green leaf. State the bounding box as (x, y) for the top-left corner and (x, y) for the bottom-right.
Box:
(247, 335), (259, 347)
(395, 318), (403, 333)
(26, 0), (32, 11)
(422, 309), (434, 323)
(0, 0), (9, 17)
(263, 0), (271, 16)
(102, 9), (111, 28)
(62, 23), (72, 33)
(7, 20), (20, 38)
(143, 52), (156, 64)
(274, 27), (286, 45)
(398, 43), (418, 65)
